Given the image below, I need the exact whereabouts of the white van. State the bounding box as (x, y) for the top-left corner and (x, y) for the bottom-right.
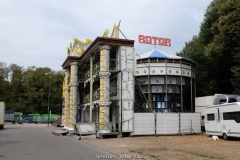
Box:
(205, 102), (240, 140)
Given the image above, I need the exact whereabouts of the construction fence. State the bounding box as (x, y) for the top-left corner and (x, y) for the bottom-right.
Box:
(130, 113), (201, 136)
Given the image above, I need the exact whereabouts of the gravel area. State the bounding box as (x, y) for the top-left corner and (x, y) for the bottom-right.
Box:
(45, 125), (240, 160)
(81, 134), (240, 160)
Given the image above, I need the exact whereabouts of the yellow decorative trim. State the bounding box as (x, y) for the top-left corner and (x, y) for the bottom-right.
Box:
(70, 42), (73, 52)
(73, 38), (92, 45)
(76, 47), (84, 55)
(67, 49), (70, 56)
(111, 20), (121, 38)
(102, 29), (109, 37)
(67, 42), (73, 56)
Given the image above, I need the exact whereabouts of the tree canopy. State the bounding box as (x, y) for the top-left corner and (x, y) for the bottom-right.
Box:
(177, 0), (240, 96)
(0, 62), (64, 114)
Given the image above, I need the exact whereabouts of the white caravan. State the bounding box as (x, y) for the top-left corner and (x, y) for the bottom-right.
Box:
(196, 94), (239, 117)
(205, 102), (240, 140)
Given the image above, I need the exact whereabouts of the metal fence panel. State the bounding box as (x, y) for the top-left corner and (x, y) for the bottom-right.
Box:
(131, 113), (155, 135)
(180, 113), (201, 134)
(156, 113), (179, 134)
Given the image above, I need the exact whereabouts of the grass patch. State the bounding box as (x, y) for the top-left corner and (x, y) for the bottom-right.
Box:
(150, 155), (157, 158)
(174, 149), (224, 159)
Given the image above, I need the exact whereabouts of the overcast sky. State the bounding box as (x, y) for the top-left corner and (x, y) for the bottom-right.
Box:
(0, 0), (211, 71)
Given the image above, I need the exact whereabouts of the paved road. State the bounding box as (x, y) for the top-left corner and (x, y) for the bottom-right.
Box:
(0, 124), (115, 160)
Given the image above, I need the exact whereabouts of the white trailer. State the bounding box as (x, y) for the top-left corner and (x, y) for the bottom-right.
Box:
(195, 96), (214, 117)
(195, 94), (238, 117)
(205, 102), (240, 140)
(0, 102), (5, 129)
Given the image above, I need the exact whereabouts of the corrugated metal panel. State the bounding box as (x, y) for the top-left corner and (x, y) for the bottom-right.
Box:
(131, 113), (155, 135)
(180, 113), (201, 134)
(156, 113), (179, 134)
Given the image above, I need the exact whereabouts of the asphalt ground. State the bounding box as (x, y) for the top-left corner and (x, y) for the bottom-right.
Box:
(0, 123), (117, 160)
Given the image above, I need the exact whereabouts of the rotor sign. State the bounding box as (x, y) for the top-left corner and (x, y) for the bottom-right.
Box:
(138, 35), (171, 47)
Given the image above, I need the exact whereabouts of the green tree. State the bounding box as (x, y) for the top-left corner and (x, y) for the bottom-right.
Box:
(178, 0), (240, 96)
(21, 67), (64, 114)
(0, 62), (64, 115)
(205, 0), (240, 94)
(177, 36), (210, 96)
(0, 62), (10, 103)
(8, 64), (24, 111)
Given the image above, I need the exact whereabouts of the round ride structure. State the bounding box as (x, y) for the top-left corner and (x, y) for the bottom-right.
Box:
(134, 49), (195, 113)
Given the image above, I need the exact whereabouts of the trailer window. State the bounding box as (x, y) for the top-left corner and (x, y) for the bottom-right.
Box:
(223, 111), (240, 123)
(220, 99), (227, 103)
(207, 114), (215, 121)
(228, 98), (237, 103)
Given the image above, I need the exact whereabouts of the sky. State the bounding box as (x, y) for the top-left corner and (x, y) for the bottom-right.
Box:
(0, 0), (211, 71)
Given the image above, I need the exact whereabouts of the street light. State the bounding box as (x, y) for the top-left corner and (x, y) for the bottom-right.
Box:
(45, 72), (51, 127)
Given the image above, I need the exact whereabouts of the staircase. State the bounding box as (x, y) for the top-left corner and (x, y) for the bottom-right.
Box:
(52, 118), (62, 127)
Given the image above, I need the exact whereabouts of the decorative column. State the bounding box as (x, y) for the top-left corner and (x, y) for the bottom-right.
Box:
(69, 62), (79, 127)
(63, 70), (69, 127)
(90, 55), (93, 122)
(99, 45), (112, 133)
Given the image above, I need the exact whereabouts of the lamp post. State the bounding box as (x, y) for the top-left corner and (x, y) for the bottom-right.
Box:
(46, 72), (51, 127)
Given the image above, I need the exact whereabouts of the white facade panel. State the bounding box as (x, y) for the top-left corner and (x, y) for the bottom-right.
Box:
(182, 69), (192, 77)
(182, 64), (192, 69)
(167, 68), (178, 76)
(121, 58), (127, 70)
(122, 100), (133, 110)
(167, 68), (181, 76)
(127, 60), (134, 71)
(136, 64), (148, 68)
(122, 81), (127, 90)
(167, 63), (181, 67)
(120, 46), (134, 133)
(151, 77), (165, 84)
(135, 69), (139, 76)
(126, 47), (134, 59)
(151, 85), (163, 93)
(157, 67), (166, 75)
(122, 110), (133, 132)
(166, 77), (177, 84)
(165, 86), (173, 93)
(136, 76), (149, 84)
(150, 63), (166, 67)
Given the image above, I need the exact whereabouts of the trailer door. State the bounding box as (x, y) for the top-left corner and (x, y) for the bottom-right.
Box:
(205, 113), (220, 135)
(216, 108), (221, 131)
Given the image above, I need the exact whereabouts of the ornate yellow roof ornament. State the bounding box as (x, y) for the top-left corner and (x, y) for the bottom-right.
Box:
(111, 20), (121, 38)
(67, 38), (92, 57)
(102, 29), (109, 37)
(66, 20), (122, 57)
(102, 20), (121, 38)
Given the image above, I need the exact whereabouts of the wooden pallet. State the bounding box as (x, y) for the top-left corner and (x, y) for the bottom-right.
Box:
(52, 130), (68, 136)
